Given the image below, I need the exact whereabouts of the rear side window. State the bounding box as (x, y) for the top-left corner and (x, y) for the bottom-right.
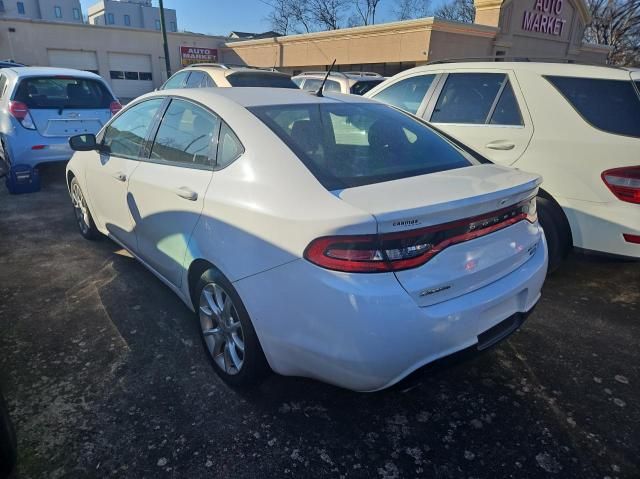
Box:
(162, 71), (189, 89)
(546, 76), (640, 138)
(217, 124), (244, 168)
(226, 72), (298, 88)
(351, 79), (384, 96)
(370, 75), (435, 114)
(432, 73), (512, 124)
(14, 77), (114, 109)
(250, 102), (476, 190)
(185, 71), (205, 88)
(0, 75), (6, 98)
(150, 99), (220, 167)
(103, 99), (164, 159)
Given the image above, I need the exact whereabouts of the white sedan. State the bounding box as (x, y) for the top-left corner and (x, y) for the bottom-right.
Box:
(66, 88), (547, 391)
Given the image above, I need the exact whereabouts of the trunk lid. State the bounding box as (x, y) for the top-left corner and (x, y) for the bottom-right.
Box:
(337, 164), (543, 306)
(29, 108), (110, 137)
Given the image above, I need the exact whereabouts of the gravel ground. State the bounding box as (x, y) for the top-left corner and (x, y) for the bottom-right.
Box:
(0, 164), (638, 479)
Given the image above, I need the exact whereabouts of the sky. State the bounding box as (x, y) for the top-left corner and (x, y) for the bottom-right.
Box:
(78, 0), (420, 37)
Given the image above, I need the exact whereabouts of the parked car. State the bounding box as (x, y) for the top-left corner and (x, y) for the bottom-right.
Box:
(292, 71), (385, 95)
(0, 67), (121, 193)
(160, 63), (298, 90)
(66, 87), (547, 392)
(0, 390), (17, 479)
(365, 61), (640, 271)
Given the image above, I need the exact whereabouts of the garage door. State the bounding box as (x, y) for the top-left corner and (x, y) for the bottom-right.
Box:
(47, 49), (99, 74)
(108, 53), (154, 101)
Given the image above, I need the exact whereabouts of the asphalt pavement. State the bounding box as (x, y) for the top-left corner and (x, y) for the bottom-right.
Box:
(0, 164), (638, 478)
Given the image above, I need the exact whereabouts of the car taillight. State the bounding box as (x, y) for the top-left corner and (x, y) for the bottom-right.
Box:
(304, 197), (537, 273)
(110, 100), (123, 115)
(602, 167), (640, 204)
(8, 101), (36, 130)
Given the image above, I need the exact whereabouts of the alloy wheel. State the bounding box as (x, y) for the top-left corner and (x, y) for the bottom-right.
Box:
(71, 182), (91, 235)
(199, 282), (245, 375)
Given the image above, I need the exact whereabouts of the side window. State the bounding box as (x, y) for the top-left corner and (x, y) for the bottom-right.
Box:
(150, 99), (220, 167)
(201, 74), (215, 88)
(162, 71), (189, 90)
(371, 74), (435, 114)
(301, 78), (322, 92)
(185, 71), (205, 88)
(292, 77), (304, 88)
(216, 124), (244, 169)
(0, 75), (7, 98)
(102, 99), (164, 159)
(323, 80), (341, 93)
(546, 76), (640, 138)
(489, 81), (523, 126)
(431, 73), (505, 124)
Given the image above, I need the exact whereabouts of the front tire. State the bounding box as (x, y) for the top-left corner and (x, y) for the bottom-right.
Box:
(537, 196), (571, 274)
(196, 269), (269, 388)
(70, 177), (99, 240)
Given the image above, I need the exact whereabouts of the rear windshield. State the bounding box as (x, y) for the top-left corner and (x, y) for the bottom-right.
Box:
(13, 77), (114, 109)
(546, 76), (640, 138)
(226, 72), (298, 88)
(350, 79), (384, 96)
(249, 102), (476, 190)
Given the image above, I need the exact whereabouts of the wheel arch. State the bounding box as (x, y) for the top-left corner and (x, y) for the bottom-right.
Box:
(187, 258), (217, 309)
(537, 187), (574, 246)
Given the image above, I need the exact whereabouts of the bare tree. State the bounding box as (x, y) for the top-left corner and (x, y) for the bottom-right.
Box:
(351, 0), (383, 25)
(266, 0), (294, 34)
(393, 0), (431, 20)
(434, 0), (474, 23)
(584, 0), (640, 65)
(309, 0), (349, 30)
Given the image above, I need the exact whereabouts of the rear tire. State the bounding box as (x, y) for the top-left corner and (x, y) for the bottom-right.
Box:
(70, 177), (99, 240)
(196, 268), (269, 388)
(537, 196), (571, 274)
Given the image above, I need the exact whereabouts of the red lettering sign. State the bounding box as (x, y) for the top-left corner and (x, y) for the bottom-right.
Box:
(180, 46), (218, 66)
(521, 0), (566, 36)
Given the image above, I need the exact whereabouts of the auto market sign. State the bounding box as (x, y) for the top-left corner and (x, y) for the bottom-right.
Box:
(180, 46), (218, 66)
(522, 0), (567, 36)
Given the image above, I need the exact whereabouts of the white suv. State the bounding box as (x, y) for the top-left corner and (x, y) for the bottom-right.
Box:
(366, 62), (640, 271)
(292, 71), (386, 95)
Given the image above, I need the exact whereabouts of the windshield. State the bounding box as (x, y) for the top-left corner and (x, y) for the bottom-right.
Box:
(226, 71), (298, 88)
(14, 76), (114, 109)
(351, 79), (385, 96)
(249, 102), (476, 190)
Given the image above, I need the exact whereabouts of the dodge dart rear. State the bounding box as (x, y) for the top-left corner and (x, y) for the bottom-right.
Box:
(67, 88), (547, 392)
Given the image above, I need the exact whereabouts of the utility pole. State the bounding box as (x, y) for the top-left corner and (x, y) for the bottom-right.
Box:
(158, 0), (172, 80)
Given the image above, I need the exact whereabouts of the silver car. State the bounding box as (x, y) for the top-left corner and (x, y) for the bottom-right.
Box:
(0, 67), (120, 193)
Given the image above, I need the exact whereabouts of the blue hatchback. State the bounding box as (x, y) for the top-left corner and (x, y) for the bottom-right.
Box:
(0, 67), (121, 193)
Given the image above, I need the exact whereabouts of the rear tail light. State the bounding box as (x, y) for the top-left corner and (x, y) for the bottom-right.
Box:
(110, 100), (123, 115)
(8, 101), (36, 130)
(304, 197), (537, 273)
(623, 234), (640, 244)
(602, 166), (640, 204)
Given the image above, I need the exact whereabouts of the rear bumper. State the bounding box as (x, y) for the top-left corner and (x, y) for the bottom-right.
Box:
(234, 234), (548, 392)
(2, 133), (74, 169)
(561, 197), (640, 258)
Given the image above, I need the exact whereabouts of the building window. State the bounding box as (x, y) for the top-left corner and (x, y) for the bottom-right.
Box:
(170, 21), (177, 32)
(107, 12), (114, 24)
(72, 7), (80, 19)
(124, 14), (130, 26)
(155, 19), (161, 30)
(139, 72), (152, 81)
(54, 5), (62, 18)
(17, 1), (25, 14)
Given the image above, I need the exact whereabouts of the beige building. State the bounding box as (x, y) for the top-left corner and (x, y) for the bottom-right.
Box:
(0, 18), (225, 100)
(87, 0), (178, 32)
(0, 0), (609, 101)
(222, 0), (609, 75)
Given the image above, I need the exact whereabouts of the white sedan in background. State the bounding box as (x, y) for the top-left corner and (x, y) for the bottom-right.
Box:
(66, 88), (547, 391)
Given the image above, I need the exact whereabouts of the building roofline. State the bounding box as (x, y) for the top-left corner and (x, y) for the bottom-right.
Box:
(0, 16), (225, 39)
(223, 17), (498, 48)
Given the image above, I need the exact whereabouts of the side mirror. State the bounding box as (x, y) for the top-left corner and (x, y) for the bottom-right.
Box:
(69, 134), (97, 151)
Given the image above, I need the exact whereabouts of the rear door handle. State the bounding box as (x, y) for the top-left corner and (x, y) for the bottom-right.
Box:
(174, 187), (198, 201)
(112, 171), (127, 182)
(486, 140), (516, 151)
